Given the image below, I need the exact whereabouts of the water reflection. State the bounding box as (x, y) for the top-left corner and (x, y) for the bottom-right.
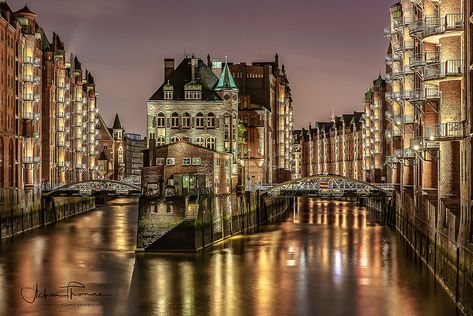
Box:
(0, 198), (459, 316)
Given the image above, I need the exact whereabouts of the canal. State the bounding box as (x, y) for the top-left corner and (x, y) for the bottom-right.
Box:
(0, 198), (459, 316)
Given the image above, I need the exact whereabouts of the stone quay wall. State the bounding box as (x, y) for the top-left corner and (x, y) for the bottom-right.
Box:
(0, 194), (95, 239)
(388, 191), (473, 316)
(136, 191), (291, 252)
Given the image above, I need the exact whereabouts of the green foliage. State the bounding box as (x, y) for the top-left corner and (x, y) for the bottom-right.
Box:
(237, 120), (247, 145)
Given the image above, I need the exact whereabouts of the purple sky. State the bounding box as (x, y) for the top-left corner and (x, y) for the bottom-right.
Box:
(11, 0), (392, 135)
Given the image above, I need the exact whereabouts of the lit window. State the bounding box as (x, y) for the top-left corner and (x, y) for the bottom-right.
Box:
(196, 113), (204, 129)
(207, 113), (216, 128)
(182, 158), (192, 166)
(156, 158), (165, 165)
(171, 112), (179, 128)
(192, 157), (202, 166)
(164, 91), (173, 100)
(195, 137), (205, 147)
(156, 136), (165, 147)
(207, 137), (216, 150)
(182, 112), (191, 128)
(157, 113), (165, 127)
(166, 158), (175, 166)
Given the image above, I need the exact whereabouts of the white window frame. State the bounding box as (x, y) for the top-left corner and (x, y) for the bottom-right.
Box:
(192, 157), (202, 166)
(166, 158), (175, 166)
(182, 157), (192, 166)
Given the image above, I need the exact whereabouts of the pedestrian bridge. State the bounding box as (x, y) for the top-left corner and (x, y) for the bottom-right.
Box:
(253, 175), (393, 198)
(42, 176), (141, 197)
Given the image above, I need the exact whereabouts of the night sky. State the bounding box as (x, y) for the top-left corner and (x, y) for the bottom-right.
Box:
(10, 0), (392, 135)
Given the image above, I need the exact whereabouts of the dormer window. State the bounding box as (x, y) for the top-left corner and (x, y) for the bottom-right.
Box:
(184, 82), (202, 100)
(163, 81), (173, 100)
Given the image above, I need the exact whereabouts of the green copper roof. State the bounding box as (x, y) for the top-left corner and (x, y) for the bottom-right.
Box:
(215, 61), (237, 90)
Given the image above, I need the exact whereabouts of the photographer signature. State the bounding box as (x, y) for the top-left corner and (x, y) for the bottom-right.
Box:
(20, 281), (111, 304)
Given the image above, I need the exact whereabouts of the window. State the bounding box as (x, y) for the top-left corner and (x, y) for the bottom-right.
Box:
(149, 133), (155, 140)
(156, 136), (165, 147)
(164, 91), (173, 100)
(195, 137), (205, 147)
(182, 112), (191, 128)
(192, 157), (202, 166)
(156, 158), (165, 165)
(171, 136), (180, 143)
(207, 137), (216, 150)
(207, 113), (215, 128)
(171, 112), (179, 128)
(166, 158), (175, 166)
(196, 113), (204, 129)
(118, 146), (124, 164)
(157, 113), (165, 128)
(182, 158), (192, 166)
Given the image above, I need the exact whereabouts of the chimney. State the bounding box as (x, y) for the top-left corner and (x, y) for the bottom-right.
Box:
(164, 58), (174, 81)
(191, 57), (197, 82)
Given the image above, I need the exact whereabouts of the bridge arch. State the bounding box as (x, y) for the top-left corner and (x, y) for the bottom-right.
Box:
(261, 174), (392, 198)
(43, 179), (141, 197)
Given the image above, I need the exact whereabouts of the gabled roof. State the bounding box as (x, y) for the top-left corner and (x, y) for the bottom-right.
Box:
(149, 57), (221, 102)
(215, 60), (237, 91)
(113, 113), (122, 129)
(14, 5), (35, 16)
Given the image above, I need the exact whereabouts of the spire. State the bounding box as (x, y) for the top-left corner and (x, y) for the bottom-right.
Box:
(113, 113), (122, 130)
(215, 57), (237, 91)
(331, 106), (336, 122)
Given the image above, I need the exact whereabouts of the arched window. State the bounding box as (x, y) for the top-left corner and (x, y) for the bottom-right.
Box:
(196, 113), (204, 129)
(156, 136), (165, 147)
(207, 113), (215, 128)
(157, 113), (166, 128)
(195, 137), (205, 148)
(171, 112), (179, 128)
(206, 137), (216, 150)
(118, 146), (124, 164)
(182, 112), (191, 128)
(171, 136), (180, 143)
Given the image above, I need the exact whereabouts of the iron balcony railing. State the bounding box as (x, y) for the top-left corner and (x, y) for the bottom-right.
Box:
(395, 148), (415, 159)
(409, 51), (440, 69)
(407, 87), (440, 102)
(424, 59), (463, 80)
(410, 137), (439, 151)
(386, 128), (402, 139)
(22, 112), (40, 121)
(424, 121), (465, 140)
(423, 14), (464, 38)
(23, 156), (41, 164)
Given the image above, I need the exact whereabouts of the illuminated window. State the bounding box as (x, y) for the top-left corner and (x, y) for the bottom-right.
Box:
(182, 158), (192, 166)
(192, 157), (201, 166)
(156, 158), (165, 165)
(171, 112), (179, 128)
(118, 146), (124, 164)
(164, 90), (173, 100)
(195, 137), (205, 147)
(156, 136), (165, 147)
(182, 112), (191, 128)
(196, 113), (204, 129)
(207, 137), (216, 150)
(207, 113), (216, 128)
(157, 113), (165, 127)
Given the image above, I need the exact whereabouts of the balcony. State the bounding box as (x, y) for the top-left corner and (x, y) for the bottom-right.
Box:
(423, 14), (464, 42)
(395, 148), (415, 159)
(385, 54), (394, 64)
(424, 121), (465, 141)
(57, 161), (71, 169)
(386, 128), (402, 139)
(384, 27), (392, 40)
(392, 69), (404, 80)
(408, 19), (424, 35)
(411, 137), (439, 151)
(424, 60), (463, 81)
(57, 140), (71, 148)
(386, 155), (398, 165)
(23, 112), (40, 121)
(75, 164), (87, 170)
(406, 87), (440, 102)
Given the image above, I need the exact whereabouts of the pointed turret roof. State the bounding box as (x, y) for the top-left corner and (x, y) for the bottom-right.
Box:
(113, 113), (122, 129)
(215, 59), (237, 91)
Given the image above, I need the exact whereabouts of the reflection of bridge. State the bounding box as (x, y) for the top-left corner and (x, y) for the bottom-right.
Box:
(255, 175), (394, 198)
(43, 176), (141, 197)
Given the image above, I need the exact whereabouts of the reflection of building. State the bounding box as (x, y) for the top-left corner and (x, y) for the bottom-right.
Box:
(145, 55), (239, 193)
(96, 113), (144, 180)
(142, 141), (233, 196)
(0, 3), (100, 211)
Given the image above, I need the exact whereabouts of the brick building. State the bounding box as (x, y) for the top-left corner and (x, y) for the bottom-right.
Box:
(0, 2), (100, 211)
(146, 55), (240, 190)
(142, 141), (233, 196)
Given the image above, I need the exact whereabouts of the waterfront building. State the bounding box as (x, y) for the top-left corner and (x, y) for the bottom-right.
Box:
(383, 0), (471, 245)
(291, 130), (302, 180)
(228, 61), (273, 186)
(0, 2), (100, 211)
(145, 55), (240, 192)
(142, 141), (233, 196)
(95, 113), (144, 180)
(297, 112), (364, 180)
(362, 75), (388, 183)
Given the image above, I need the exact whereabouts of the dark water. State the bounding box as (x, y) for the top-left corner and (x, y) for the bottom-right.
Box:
(0, 198), (459, 316)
